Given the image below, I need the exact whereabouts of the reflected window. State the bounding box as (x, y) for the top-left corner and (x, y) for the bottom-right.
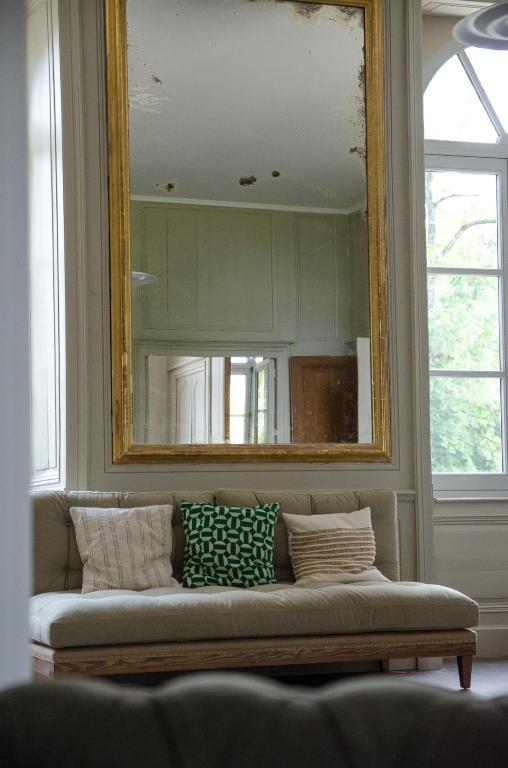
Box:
(135, 354), (279, 446)
(228, 357), (275, 444)
(229, 372), (249, 444)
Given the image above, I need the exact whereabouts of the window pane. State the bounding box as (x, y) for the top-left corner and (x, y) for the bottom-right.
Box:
(229, 416), (245, 444)
(230, 374), (246, 415)
(425, 171), (498, 268)
(231, 357), (248, 364)
(428, 274), (500, 370)
(256, 412), (268, 444)
(466, 48), (508, 133)
(430, 377), (502, 473)
(257, 367), (267, 411)
(424, 55), (498, 143)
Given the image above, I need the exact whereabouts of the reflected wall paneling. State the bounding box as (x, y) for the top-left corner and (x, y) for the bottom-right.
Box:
(131, 201), (364, 349)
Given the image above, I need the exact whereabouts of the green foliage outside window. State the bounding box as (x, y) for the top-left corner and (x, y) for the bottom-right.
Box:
(426, 171), (503, 474)
(430, 378), (502, 473)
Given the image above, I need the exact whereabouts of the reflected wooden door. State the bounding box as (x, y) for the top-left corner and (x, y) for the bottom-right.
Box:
(289, 356), (358, 443)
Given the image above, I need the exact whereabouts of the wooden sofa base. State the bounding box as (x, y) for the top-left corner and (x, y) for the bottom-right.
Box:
(32, 629), (476, 688)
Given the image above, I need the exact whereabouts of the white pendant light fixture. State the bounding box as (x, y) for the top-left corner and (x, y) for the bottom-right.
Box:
(453, 2), (508, 50)
(131, 271), (158, 287)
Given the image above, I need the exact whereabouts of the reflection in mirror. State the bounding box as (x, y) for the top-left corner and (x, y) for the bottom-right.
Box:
(135, 354), (281, 445)
(134, 343), (372, 445)
(105, 0), (393, 461)
(127, 0), (373, 446)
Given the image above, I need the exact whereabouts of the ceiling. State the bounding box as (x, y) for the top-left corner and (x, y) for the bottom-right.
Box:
(422, 0), (495, 17)
(127, 0), (367, 211)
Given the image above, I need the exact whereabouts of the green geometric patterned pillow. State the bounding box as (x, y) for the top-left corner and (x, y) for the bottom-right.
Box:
(180, 501), (280, 589)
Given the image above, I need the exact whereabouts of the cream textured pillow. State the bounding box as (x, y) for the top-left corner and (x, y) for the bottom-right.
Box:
(283, 507), (388, 585)
(70, 505), (177, 593)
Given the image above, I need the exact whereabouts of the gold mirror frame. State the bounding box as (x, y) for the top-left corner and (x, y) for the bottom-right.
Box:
(105, 0), (391, 464)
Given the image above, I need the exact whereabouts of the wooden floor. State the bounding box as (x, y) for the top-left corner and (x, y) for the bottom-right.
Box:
(392, 659), (508, 698)
(104, 659), (508, 696)
(267, 659), (508, 696)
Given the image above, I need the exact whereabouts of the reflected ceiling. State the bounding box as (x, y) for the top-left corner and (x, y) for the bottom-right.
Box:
(127, 0), (366, 211)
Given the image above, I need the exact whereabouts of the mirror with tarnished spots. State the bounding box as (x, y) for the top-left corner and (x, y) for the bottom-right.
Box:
(106, 0), (390, 462)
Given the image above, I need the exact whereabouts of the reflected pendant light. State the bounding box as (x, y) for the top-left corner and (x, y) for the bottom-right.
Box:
(453, 2), (508, 50)
(131, 271), (158, 287)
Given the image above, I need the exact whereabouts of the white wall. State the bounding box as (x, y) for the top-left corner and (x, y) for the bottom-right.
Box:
(59, 0), (430, 594)
(0, 0), (31, 689)
(422, 14), (462, 87)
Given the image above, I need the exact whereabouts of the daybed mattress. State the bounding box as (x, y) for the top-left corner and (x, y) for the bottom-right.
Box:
(30, 581), (479, 649)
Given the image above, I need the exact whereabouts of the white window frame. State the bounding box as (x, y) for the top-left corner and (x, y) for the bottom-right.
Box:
(425, 45), (508, 494)
(426, 154), (508, 493)
(133, 342), (291, 445)
(230, 356), (277, 444)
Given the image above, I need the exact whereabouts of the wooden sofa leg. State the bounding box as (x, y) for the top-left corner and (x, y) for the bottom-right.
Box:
(457, 655), (473, 690)
(379, 659), (389, 673)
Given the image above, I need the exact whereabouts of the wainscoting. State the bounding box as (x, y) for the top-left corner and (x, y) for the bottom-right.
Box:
(434, 499), (508, 657)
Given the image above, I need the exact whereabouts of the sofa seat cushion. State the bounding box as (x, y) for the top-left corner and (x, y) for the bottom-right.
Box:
(30, 581), (479, 650)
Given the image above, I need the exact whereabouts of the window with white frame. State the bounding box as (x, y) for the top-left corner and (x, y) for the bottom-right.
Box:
(229, 357), (276, 444)
(424, 47), (508, 492)
(27, 0), (66, 488)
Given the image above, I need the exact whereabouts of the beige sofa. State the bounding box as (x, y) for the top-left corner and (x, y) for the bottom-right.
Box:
(31, 489), (479, 686)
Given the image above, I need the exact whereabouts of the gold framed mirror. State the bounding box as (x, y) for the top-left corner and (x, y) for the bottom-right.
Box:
(106, 0), (390, 463)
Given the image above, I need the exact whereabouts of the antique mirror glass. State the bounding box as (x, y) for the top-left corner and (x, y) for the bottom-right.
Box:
(106, 0), (390, 462)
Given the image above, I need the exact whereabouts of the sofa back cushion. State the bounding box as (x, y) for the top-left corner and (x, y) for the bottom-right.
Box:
(32, 488), (398, 593)
(215, 490), (399, 582)
(32, 490), (214, 593)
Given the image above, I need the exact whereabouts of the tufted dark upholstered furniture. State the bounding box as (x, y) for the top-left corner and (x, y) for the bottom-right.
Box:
(1, 674), (508, 768)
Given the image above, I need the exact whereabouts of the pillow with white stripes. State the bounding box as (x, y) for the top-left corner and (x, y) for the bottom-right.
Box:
(70, 505), (178, 593)
(283, 507), (389, 585)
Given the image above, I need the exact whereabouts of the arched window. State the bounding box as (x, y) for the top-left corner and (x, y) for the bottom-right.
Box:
(425, 49), (508, 144)
(424, 48), (508, 492)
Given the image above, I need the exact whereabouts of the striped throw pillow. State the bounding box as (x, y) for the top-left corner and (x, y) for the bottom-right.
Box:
(70, 505), (177, 593)
(283, 508), (384, 584)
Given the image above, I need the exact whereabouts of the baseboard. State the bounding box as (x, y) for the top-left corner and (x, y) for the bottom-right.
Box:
(476, 602), (508, 657)
(476, 626), (508, 658)
(417, 656), (443, 671)
(386, 658), (417, 671)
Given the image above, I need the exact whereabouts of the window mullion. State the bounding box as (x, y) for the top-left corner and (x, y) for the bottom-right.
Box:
(459, 51), (505, 140)
(429, 370), (503, 378)
(499, 164), (508, 472)
(428, 266), (501, 276)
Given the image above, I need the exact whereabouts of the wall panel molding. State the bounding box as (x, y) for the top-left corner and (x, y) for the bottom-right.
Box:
(406, 0), (435, 581)
(478, 600), (508, 613)
(476, 600), (508, 657)
(59, 0), (90, 489)
(435, 515), (508, 526)
(434, 497), (508, 503)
